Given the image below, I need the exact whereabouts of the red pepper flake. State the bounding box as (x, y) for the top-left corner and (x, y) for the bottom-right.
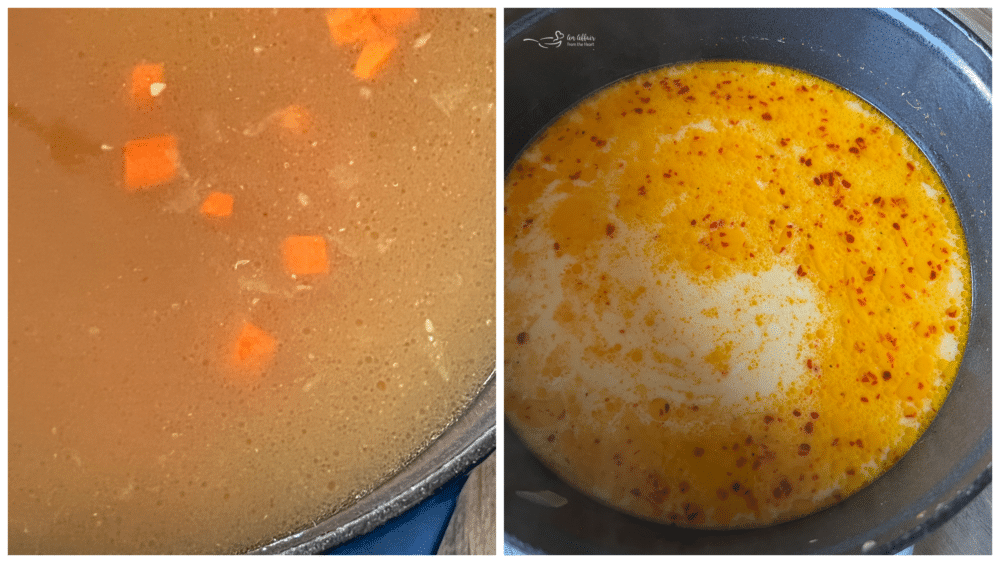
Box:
(633, 107), (643, 114)
(860, 397), (869, 403)
(569, 171), (581, 180)
(842, 180), (851, 188)
(813, 177), (821, 185)
(849, 147), (860, 154)
(774, 478), (805, 498)
(638, 186), (647, 196)
(892, 222), (900, 230)
(516, 332), (528, 345)
(798, 443), (811, 456)
(906, 162), (915, 171)
(677, 85), (690, 95)
(827, 143), (840, 150)
(804, 421), (814, 433)
(640, 97), (650, 104)
(553, 242), (560, 251)
(846, 233), (855, 243)
(596, 139), (607, 148)
(796, 265), (807, 277)
(606, 223), (616, 237)
(764, 415), (774, 424)
(762, 112), (773, 121)
(846, 468), (856, 476)
(693, 447), (705, 457)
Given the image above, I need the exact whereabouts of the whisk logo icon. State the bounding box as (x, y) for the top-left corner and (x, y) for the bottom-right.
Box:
(523, 30), (564, 49)
(522, 31), (595, 49)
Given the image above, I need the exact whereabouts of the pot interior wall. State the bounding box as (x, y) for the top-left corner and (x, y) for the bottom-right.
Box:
(504, 8), (991, 554)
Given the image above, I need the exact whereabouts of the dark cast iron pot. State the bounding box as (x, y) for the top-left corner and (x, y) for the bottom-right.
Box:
(504, 8), (990, 555)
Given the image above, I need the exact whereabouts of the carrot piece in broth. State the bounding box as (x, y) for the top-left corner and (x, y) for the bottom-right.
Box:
(232, 321), (277, 372)
(130, 63), (164, 110)
(353, 36), (398, 81)
(326, 8), (380, 45)
(200, 191), (233, 217)
(123, 135), (178, 190)
(282, 235), (329, 276)
(326, 9), (418, 80)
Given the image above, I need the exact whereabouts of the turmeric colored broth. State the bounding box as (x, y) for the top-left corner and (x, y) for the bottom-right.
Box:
(9, 8), (495, 553)
(504, 61), (970, 528)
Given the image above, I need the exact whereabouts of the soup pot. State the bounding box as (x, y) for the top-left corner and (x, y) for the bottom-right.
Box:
(504, 8), (990, 555)
(254, 374), (494, 553)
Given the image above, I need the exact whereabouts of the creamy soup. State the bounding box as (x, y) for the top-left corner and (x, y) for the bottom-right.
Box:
(505, 61), (969, 528)
(9, 8), (495, 554)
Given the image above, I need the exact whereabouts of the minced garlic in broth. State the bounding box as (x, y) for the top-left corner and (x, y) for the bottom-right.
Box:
(9, 9), (494, 554)
(505, 61), (970, 528)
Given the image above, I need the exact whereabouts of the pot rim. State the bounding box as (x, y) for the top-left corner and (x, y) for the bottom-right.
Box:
(252, 371), (496, 554)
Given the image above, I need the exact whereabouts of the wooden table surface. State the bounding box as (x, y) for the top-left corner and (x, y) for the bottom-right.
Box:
(437, 452), (496, 555)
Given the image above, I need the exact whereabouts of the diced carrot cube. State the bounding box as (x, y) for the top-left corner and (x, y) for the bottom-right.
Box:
(282, 235), (329, 276)
(231, 321), (277, 371)
(200, 191), (233, 217)
(326, 8), (381, 45)
(131, 63), (164, 110)
(372, 8), (418, 32)
(123, 135), (178, 190)
(353, 36), (398, 80)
